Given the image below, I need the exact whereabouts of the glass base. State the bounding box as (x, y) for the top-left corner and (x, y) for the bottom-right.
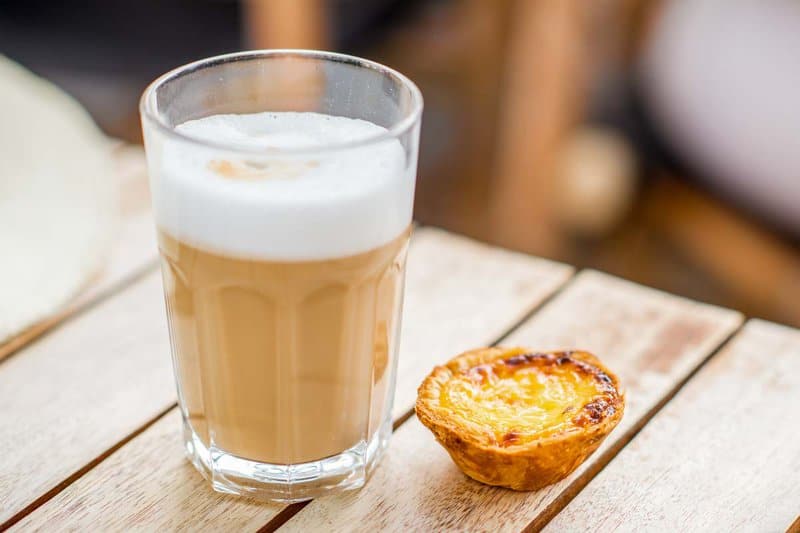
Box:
(181, 416), (393, 502)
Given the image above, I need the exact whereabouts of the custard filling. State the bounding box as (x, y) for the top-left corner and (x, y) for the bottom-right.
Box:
(439, 351), (619, 446)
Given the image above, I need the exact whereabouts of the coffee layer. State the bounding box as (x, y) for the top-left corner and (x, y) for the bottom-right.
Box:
(159, 227), (409, 464)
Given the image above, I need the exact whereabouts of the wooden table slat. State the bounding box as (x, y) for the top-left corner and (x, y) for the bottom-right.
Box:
(8, 228), (572, 530)
(546, 319), (800, 533)
(281, 270), (743, 533)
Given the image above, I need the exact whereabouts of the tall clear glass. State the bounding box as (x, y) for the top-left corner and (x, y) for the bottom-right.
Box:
(140, 50), (422, 502)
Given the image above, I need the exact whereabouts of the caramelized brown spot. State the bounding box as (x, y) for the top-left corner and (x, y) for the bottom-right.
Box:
(502, 352), (548, 367)
(572, 398), (615, 427)
(501, 430), (521, 447)
(596, 373), (613, 385)
(503, 354), (529, 366)
(501, 352), (613, 381)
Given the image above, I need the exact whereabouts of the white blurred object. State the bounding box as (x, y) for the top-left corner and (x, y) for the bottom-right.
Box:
(642, 0), (800, 234)
(557, 127), (637, 237)
(0, 56), (117, 342)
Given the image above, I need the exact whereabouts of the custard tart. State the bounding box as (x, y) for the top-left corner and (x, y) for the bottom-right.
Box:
(415, 347), (624, 490)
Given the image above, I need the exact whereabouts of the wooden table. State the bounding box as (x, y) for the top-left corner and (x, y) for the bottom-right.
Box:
(2, 151), (799, 532)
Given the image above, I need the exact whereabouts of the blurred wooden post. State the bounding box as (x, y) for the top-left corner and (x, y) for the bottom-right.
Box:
(489, 0), (586, 257)
(646, 176), (800, 326)
(243, 0), (329, 50)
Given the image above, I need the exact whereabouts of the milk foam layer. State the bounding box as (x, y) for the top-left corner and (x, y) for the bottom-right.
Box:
(152, 112), (413, 260)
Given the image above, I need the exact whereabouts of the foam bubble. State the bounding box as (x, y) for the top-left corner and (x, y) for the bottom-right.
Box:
(150, 112), (414, 260)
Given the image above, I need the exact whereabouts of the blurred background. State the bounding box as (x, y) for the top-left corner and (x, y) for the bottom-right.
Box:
(2, 0), (799, 326)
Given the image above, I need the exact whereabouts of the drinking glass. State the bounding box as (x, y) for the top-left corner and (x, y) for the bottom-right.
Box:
(140, 50), (422, 501)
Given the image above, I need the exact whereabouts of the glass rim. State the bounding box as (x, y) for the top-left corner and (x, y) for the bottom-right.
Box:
(140, 49), (424, 155)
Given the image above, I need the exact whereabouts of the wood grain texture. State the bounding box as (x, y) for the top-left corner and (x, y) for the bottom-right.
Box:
(12, 228), (572, 530)
(282, 270), (743, 533)
(547, 319), (800, 533)
(0, 273), (172, 527)
(0, 145), (156, 362)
